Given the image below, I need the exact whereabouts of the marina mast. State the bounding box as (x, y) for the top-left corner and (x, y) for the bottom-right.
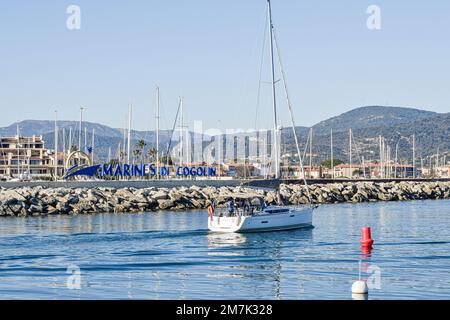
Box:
(309, 128), (313, 178)
(179, 97), (184, 169)
(84, 127), (88, 154)
(218, 120), (222, 179)
(68, 127), (72, 155)
(379, 135), (383, 178)
(127, 104), (132, 165)
(412, 134), (416, 178)
(349, 129), (352, 179)
(331, 129), (334, 178)
(62, 127), (66, 169)
(122, 120), (126, 163)
(267, 0), (280, 179)
(79, 107), (84, 153)
(91, 128), (95, 163)
(156, 86), (160, 179)
(54, 110), (58, 181)
(16, 123), (20, 178)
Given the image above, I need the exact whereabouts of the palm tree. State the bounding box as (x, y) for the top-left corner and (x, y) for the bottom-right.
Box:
(136, 139), (147, 163)
(147, 148), (157, 163)
(133, 149), (141, 164)
(119, 151), (126, 163)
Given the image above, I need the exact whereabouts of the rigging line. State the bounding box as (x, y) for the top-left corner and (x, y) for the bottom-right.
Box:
(272, 27), (313, 205)
(254, 5), (269, 131)
(159, 93), (170, 148)
(164, 98), (182, 160)
(143, 87), (158, 150)
(301, 129), (310, 164)
(351, 129), (366, 178)
(351, 130), (363, 164)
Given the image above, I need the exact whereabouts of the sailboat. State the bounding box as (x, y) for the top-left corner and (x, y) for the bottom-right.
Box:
(208, 0), (315, 233)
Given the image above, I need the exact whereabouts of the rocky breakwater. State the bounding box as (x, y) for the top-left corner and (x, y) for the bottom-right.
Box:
(0, 181), (449, 217)
(280, 181), (450, 204)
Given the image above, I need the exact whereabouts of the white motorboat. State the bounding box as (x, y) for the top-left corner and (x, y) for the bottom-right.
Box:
(207, 0), (317, 233)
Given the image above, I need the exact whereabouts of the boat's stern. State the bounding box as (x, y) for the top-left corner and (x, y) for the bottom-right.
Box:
(208, 215), (247, 233)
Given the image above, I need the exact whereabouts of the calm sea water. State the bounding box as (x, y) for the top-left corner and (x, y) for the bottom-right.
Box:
(0, 200), (449, 300)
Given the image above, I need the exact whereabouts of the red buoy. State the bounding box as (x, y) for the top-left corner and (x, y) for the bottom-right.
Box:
(361, 227), (374, 249)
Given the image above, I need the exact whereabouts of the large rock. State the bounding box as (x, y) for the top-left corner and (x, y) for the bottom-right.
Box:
(152, 190), (169, 200)
(158, 199), (174, 210)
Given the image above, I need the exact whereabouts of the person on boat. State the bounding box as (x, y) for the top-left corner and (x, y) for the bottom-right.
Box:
(226, 198), (235, 216)
(259, 197), (266, 210)
(276, 191), (284, 206)
(243, 199), (251, 215)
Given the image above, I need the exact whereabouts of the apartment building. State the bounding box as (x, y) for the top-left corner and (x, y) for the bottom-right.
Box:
(0, 135), (61, 178)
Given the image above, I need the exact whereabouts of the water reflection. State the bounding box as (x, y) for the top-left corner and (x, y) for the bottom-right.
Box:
(352, 293), (369, 300)
(205, 228), (314, 299)
(206, 232), (248, 249)
(0, 201), (449, 299)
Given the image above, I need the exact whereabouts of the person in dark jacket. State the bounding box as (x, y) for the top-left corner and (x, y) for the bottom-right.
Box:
(226, 198), (235, 216)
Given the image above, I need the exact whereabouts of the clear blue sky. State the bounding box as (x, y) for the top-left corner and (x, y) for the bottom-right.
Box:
(0, 0), (449, 132)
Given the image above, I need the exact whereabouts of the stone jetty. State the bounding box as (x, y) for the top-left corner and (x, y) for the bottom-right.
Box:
(0, 181), (449, 217)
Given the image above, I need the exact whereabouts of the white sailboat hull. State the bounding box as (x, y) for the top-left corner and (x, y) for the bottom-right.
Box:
(208, 206), (314, 233)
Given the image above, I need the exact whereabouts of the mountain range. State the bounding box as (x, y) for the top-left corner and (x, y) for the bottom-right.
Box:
(0, 106), (448, 165)
(281, 106), (449, 165)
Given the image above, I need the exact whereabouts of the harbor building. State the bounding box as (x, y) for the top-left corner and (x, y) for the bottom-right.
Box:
(0, 136), (63, 179)
(334, 163), (415, 179)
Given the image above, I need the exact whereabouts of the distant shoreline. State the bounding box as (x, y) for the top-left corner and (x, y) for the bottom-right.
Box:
(0, 181), (449, 217)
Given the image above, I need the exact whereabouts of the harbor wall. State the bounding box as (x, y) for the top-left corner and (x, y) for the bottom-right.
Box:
(0, 181), (449, 216)
(0, 179), (243, 190)
(1, 178), (448, 190)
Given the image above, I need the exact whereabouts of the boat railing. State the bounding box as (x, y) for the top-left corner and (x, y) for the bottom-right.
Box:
(213, 206), (262, 218)
(212, 203), (315, 219)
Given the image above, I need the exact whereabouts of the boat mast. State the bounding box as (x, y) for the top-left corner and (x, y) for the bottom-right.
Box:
(127, 104), (132, 165)
(217, 120), (222, 180)
(68, 127), (72, 155)
(349, 129), (352, 179)
(379, 135), (382, 178)
(309, 128), (312, 178)
(179, 97), (184, 169)
(156, 86), (160, 179)
(331, 129), (334, 178)
(62, 127), (66, 169)
(54, 110), (58, 181)
(16, 123), (20, 178)
(122, 120), (126, 163)
(412, 134), (416, 178)
(91, 128), (95, 163)
(267, 0), (280, 180)
(79, 107), (83, 152)
(84, 127), (87, 154)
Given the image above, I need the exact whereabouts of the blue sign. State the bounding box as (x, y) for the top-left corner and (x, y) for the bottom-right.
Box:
(64, 164), (101, 179)
(64, 163), (217, 179)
